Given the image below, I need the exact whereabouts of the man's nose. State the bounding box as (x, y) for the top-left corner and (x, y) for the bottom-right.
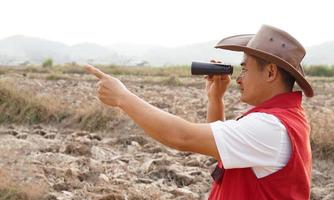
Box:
(236, 75), (242, 85)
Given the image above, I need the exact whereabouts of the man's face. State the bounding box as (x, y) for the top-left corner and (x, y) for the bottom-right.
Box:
(236, 54), (267, 105)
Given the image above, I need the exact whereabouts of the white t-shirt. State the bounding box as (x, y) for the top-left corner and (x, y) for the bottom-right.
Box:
(210, 112), (291, 178)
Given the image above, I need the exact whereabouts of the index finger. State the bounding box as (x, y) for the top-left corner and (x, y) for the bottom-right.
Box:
(84, 64), (106, 79)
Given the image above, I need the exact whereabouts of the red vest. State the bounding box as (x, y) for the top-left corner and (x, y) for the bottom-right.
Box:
(208, 91), (312, 200)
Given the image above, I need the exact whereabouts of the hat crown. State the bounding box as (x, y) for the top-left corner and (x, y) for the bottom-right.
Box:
(247, 25), (306, 74)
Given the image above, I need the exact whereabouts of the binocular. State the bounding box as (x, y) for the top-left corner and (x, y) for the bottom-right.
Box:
(191, 62), (233, 75)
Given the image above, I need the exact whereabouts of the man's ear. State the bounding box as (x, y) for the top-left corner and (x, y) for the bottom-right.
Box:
(266, 63), (278, 82)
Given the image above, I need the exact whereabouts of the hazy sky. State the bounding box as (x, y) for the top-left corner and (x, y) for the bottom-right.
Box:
(1, 0), (333, 47)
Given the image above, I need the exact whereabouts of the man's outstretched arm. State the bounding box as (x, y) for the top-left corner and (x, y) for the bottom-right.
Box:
(120, 91), (219, 158)
(85, 64), (220, 160)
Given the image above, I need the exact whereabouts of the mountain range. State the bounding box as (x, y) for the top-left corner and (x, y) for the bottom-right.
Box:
(0, 35), (333, 66)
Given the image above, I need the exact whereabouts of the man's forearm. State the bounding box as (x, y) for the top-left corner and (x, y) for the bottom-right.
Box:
(119, 93), (195, 150)
(206, 99), (225, 122)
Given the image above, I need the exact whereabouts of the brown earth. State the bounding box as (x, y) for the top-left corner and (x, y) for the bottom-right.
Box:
(0, 73), (333, 200)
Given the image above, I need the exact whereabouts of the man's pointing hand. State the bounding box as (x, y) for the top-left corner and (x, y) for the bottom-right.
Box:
(84, 64), (131, 107)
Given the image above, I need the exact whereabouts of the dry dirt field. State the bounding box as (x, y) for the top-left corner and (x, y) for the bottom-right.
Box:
(0, 69), (333, 200)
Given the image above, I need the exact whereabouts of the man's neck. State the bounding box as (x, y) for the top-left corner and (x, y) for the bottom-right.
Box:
(255, 87), (291, 106)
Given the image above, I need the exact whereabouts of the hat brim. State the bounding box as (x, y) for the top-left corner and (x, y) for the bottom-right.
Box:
(215, 35), (314, 97)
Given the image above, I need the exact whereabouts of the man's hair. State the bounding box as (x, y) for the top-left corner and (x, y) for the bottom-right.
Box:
(252, 55), (295, 90)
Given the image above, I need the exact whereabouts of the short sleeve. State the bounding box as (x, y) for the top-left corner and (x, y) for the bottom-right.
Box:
(210, 112), (287, 169)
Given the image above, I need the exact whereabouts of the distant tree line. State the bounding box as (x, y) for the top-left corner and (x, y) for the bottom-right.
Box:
(304, 65), (334, 77)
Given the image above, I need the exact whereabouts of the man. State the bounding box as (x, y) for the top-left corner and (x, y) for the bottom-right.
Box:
(85, 25), (313, 199)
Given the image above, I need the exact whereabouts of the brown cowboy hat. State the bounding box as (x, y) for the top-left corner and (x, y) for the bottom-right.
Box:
(215, 25), (314, 97)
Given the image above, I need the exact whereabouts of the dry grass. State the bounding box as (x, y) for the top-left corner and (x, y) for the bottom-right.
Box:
(0, 79), (124, 132)
(302, 77), (334, 160)
(68, 105), (123, 131)
(0, 80), (67, 124)
(311, 130), (334, 161)
(0, 165), (48, 200)
(0, 184), (47, 200)
(308, 106), (334, 160)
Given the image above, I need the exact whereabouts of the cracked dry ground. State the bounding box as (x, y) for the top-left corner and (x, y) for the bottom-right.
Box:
(0, 74), (333, 200)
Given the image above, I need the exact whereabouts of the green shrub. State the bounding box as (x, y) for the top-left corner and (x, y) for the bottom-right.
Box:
(42, 58), (53, 68)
